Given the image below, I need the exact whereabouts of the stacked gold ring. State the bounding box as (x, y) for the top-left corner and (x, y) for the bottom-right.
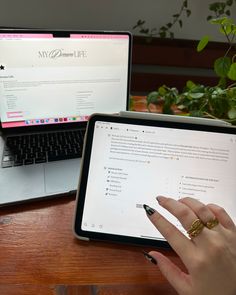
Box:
(187, 217), (219, 239)
(187, 218), (205, 238)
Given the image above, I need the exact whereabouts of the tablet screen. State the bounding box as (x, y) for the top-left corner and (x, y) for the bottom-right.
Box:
(74, 115), (236, 246)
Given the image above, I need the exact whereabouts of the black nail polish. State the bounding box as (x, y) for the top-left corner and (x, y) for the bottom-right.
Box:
(143, 204), (156, 216)
(142, 251), (157, 265)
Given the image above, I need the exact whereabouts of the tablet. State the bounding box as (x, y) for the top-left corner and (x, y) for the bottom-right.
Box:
(73, 113), (236, 248)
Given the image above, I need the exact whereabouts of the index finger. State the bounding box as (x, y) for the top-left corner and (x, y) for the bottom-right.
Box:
(144, 204), (195, 262)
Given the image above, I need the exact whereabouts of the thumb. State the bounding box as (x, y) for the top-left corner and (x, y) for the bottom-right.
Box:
(150, 251), (190, 294)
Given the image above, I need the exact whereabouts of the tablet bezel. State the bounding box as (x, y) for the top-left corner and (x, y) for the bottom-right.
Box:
(73, 113), (236, 248)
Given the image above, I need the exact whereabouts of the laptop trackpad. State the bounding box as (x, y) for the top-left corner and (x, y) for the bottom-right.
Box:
(0, 165), (45, 203)
(45, 159), (81, 194)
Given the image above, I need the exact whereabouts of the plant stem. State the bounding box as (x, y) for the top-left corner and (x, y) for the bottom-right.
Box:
(227, 82), (236, 88)
(224, 44), (233, 58)
(199, 99), (209, 111)
(221, 24), (232, 44)
(203, 111), (220, 120)
(171, 1), (187, 27)
(221, 24), (236, 59)
(230, 31), (235, 43)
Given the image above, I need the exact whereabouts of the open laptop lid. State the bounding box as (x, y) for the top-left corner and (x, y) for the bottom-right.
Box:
(0, 30), (132, 133)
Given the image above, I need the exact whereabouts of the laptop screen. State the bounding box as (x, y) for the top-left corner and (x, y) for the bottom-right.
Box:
(0, 31), (131, 129)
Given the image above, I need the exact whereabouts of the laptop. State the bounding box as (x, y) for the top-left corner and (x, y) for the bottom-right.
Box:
(0, 29), (132, 206)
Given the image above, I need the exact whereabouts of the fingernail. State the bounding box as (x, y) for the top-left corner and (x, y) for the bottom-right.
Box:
(143, 204), (155, 216)
(156, 196), (166, 204)
(142, 251), (157, 265)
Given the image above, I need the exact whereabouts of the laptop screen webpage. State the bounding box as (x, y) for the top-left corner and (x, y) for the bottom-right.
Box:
(0, 32), (130, 128)
(81, 120), (236, 240)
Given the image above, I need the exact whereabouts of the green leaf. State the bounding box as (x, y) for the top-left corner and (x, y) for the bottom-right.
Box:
(162, 106), (174, 115)
(214, 57), (231, 77)
(163, 99), (174, 114)
(207, 15), (213, 21)
(140, 28), (149, 34)
(177, 104), (186, 110)
(227, 63), (236, 80)
(220, 23), (234, 34)
(147, 91), (159, 105)
(186, 80), (197, 90)
(217, 77), (227, 88)
(159, 31), (166, 38)
(228, 108), (236, 119)
(169, 32), (174, 39)
(188, 93), (205, 99)
(197, 35), (210, 52)
(186, 9), (191, 17)
(129, 96), (134, 111)
(209, 3), (218, 11)
(222, 17), (233, 25)
(133, 20), (146, 29)
(137, 20), (145, 26)
(226, 0), (233, 6)
(158, 86), (167, 96)
(210, 17), (228, 24)
(191, 85), (205, 93)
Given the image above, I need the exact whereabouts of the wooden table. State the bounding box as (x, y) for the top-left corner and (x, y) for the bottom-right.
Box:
(0, 194), (180, 295)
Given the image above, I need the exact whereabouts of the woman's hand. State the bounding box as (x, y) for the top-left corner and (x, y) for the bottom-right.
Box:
(144, 196), (236, 295)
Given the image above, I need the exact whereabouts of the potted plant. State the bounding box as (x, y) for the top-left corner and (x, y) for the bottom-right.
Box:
(131, 16), (236, 125)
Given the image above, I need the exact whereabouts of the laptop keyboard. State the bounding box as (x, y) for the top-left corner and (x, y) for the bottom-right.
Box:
(1, 129), (86, 168)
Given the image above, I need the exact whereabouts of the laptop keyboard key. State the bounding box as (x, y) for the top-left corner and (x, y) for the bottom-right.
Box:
(2, 161), (13, 168)
(24, 159), (34, 165)
(14, 160), (23, 166)
(2, 129), (85, 167)
(3, 155), (14, 162)
(35, 157), (46, 164)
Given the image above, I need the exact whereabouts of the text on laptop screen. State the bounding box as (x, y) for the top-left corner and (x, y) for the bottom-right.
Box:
(0, 33), (130, 128)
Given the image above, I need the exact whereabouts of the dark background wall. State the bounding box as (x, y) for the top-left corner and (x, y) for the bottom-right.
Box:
(1, 0), (235, 41)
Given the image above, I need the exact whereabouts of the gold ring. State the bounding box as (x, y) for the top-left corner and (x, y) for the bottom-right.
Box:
(205, 217), (219, 229)
(187, 218), (204, 238)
